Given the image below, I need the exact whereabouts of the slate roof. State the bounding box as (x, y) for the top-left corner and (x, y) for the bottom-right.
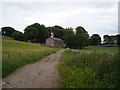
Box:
(50, 37), (63, 41)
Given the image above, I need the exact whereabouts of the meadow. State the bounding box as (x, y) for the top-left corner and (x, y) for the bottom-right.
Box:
(2, 39), (58, 77)
(57, 47), (119, 88)
(78, 46), (118, 53)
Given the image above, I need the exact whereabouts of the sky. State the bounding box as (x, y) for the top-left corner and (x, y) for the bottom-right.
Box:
(0, 0), (119, 41)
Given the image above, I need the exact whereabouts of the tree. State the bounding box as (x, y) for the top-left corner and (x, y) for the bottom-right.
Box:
(90, 34), (101, 45)
(62, 27), (74, 40)
(49, 25), (65, 39)
(24, 23), (49, 43)
(54, 25), (64, 29)
(12, 31), (24, 41)
(47, 26), (74, 40)
(103, 35), (119, 46)
(1, 26), (16, 37)
(111, 35), (117, 44)
(103, 35), (111, 45)
(64, 33), (75, 48)
(75, 26), (89, 46)
(64, 33), (88, 49)
(46, 27), (54, 37)
(64, 26), (89, 48)
(75, 26), (89, 38)
(49, 25), (64, 39)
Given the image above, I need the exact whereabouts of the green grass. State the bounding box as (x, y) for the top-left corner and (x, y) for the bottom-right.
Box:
(57, 50), (120, 88)
(78, 46), (118, 53)
(2, 39), (58, 77)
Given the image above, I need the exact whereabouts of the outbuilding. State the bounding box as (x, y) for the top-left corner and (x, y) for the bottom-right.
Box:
(46, 37), (65, 48)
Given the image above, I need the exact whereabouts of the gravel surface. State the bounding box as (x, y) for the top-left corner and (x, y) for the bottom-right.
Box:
(2, 50), (64, 88)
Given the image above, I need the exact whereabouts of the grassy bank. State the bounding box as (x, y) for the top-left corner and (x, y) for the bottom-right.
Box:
(57, 50), (120, 88)
(2, 39), (58, 77)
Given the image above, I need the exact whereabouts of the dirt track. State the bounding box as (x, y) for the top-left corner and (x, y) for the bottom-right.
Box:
(2, 50), (64, 88)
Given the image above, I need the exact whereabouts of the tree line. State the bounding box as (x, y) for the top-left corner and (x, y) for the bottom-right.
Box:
(1, 23), (120, 49)
(103, 35), (120, 46)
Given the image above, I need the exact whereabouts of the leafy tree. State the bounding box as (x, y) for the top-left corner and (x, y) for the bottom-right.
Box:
(90, 34), (101, 45)
(24, 23), (49, 43)
(64, 33), (75, 48)
(103, 35), (119, 46)
(47, 25), (64, 39)
(46, 27), (54, 37)
(62, 27), (74, 40)
(47, 26), (74, 40)
(54, 25), (64, 29)
(1, 26), (16, 37)
(38, 24), (49, 43)
(111, 36), (117, 44)
(12, 31), (24, 41)
(103, 35), (111, 45)
(64, 33), (87, 49)
(24, 26), (39, 42)
(75, 26), (89, 38)
(64, 26), (89, 48)
(75, 26), (89, 46)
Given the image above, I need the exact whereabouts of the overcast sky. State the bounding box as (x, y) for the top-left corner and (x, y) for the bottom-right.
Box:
(0, 0), (119, 41)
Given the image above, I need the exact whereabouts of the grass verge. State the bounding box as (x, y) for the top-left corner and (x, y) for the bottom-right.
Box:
(57, 50), (120, 88)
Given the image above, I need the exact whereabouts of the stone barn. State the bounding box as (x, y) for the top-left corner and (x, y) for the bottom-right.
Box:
(46, 37), (65, 48)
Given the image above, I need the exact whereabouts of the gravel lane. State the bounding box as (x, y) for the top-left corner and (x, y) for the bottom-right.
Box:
(2, 50), (64, 88)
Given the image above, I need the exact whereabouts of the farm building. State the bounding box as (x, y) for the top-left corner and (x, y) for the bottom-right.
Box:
(46, 37), (65, 48)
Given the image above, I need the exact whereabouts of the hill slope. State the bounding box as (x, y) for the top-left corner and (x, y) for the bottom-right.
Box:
(2, 39), (58, 77)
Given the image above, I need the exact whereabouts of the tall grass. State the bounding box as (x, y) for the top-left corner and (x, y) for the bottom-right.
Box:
(2, 39), (58, 77)
(57, 50), (120, 88)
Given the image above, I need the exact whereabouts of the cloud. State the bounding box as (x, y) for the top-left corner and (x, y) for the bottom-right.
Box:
(1, 0), (119, 2)
(1, 1), (118, 41)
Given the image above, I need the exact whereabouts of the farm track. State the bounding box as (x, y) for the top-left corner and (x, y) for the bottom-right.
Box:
(2, 50), (64, 88)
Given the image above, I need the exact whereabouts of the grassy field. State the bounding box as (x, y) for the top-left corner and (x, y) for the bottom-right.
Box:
(57, 48), (119, 88)
(78, 46), (118, 53)
(2, 39), (58, 77)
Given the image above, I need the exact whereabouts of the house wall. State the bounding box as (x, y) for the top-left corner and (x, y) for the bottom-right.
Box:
(46, 38), (54, 46)
(54, 40), (64, 48)
(46, 37), (64, 48)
